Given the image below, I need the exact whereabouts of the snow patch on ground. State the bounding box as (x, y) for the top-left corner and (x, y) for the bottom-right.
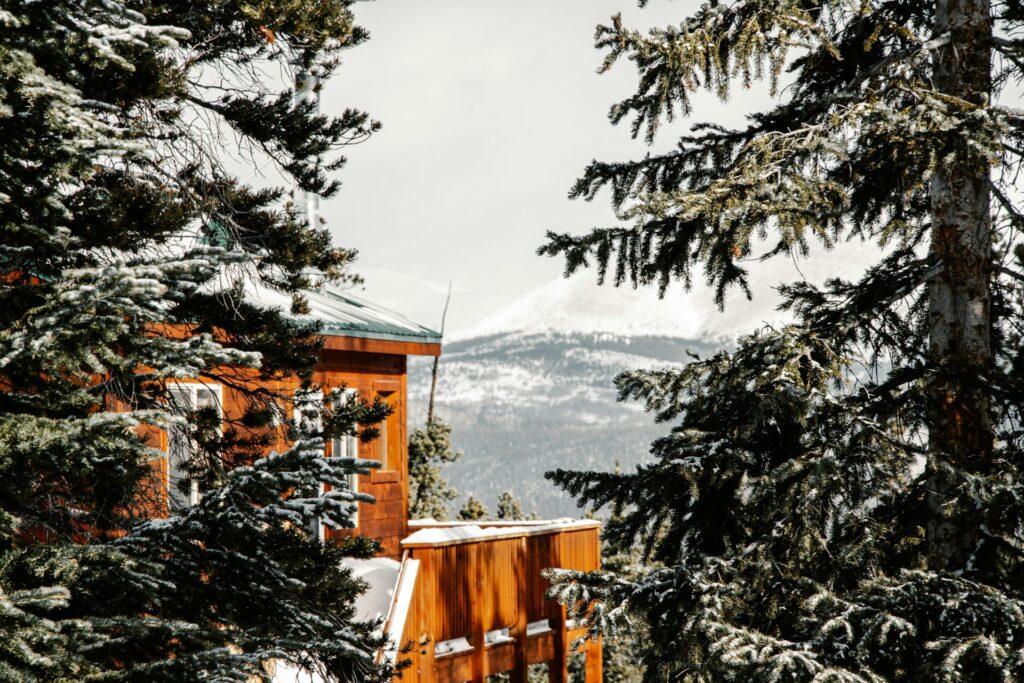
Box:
(564, 346), (686, 370)
(343, 557), (401, 625)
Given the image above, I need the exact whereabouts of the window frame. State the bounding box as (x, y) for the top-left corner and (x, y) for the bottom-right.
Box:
(330, 388), (361, 528)
(165, 381), (223, 514)
(371, 387), (400, 484)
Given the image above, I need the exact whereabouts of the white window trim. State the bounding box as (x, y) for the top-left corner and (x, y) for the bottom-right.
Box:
(166, 381), (222, 514)
(296, 388), (364, 539)
(331, 388), (361, 528)
(375, 390), (395, 470)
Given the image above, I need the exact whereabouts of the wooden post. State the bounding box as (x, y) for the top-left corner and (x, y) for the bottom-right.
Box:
(509, 536), (529, 683)
(469, 543), (486, 682)
(584, 527), (603, 682)
(548, 532), (568, 683)
(584, 634), (602, 683)
(416, 551), (436, 683)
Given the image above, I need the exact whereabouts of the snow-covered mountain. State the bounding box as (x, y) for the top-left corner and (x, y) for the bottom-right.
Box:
(409, 243), (882, 518)
(409, 329), (716, 518)
(452, 276), (710, 341)
(452, 269), (769, 344)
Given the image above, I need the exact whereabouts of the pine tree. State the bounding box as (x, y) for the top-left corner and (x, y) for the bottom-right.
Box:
(0, 1), (387, 680)
(496, 491), (529, 521)
(591, 466), (646, 683)
(408, 417), (462, 520)
(495, 491), (524, 521)
(595, 538), (645, 683)
(542, 0), (1024, 679)
(409, 288), (460, 521)
(458, 495), (489, 521)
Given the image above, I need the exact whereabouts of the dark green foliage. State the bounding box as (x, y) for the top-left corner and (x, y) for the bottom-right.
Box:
(453, 492), (533, 523)
(543, 0), (1024, 680)
(596, 528), (645, 683)
(0, 0), (388, 680)
(408, 417), (462, 521)
(495, 491), (524, 521)
(496, 491), (530, 521)
(458, 495), (489, 521)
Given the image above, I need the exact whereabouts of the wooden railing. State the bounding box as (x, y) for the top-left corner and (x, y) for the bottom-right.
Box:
(394, 520), (602, 682)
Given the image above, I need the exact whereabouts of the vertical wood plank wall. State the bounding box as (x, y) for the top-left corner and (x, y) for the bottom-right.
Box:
(398, 524), (602, 682)
(315, 349), (409, 558)
(146, 347), (411, 558)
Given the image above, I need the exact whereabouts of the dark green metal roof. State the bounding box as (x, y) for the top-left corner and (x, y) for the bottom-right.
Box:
(253, 281), (442, 344)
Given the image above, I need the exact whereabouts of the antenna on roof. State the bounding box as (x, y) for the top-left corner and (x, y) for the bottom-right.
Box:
(427, 282), (452, 423)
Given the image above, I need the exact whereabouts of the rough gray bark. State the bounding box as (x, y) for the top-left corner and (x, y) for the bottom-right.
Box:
(926, 0), (994, 568)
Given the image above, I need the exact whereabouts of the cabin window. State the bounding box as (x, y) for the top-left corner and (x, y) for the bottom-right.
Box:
(294, 390), (326, 542)
(293, 390), (324, 436)
(166, 382), (222, 514)
(331, 388), (360, 527)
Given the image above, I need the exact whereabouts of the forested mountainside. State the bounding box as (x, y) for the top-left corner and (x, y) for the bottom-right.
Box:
(406, 250), (877, 517)
(410, 331), (720, 518)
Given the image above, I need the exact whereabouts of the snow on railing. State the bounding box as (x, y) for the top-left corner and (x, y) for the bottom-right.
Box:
(402, 518), (600, 548)
(392, 518), (603, 681)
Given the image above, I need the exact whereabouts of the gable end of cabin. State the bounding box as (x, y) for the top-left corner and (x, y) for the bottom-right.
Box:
(283, 285), (441, 558)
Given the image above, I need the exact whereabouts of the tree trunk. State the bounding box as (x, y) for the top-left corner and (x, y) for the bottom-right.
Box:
(427, 355), (439, 423)
(926, 0), (994, 568)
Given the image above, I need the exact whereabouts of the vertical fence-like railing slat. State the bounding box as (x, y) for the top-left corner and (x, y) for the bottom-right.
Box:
(423, 549), (438, 683)
(547, 529), (569, 683)
(585, 634), (603, 683)
(510, 535), (529, 683)
(400, 521), (602, 682)
(468, 542), (485, 682)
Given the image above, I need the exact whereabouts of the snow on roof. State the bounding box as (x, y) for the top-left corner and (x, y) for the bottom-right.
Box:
(267, 554), (402, 681)
(247, 278), (442, 344)
(404, 524), (523, 545)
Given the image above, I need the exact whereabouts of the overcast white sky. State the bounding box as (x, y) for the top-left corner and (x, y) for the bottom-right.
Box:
(314, 0), (779, 335)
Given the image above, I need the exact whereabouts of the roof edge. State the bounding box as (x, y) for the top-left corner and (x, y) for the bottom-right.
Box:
(321, 332), (442, 357)
(321, 326), (442, 344)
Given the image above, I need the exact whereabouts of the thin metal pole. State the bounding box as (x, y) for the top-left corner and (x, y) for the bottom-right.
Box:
(293, 63), (320, 232)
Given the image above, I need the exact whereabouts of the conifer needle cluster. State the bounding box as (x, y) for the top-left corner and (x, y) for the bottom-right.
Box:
(1, 1), (385, 679)
(544, 0), (1024, 679)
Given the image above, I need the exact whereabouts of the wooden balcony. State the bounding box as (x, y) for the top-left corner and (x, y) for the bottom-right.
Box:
(385, 519), (602, 682)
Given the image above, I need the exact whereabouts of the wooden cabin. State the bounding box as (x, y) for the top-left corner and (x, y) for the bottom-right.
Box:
(157, 283), (603, 682)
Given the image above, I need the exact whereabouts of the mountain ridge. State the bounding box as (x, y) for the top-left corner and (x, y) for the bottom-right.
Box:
(411, 243), (885, 517)
(409, 330), (720, 518)
(450, 238), (888, 343)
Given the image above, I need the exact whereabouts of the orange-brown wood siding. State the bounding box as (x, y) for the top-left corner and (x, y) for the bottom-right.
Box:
(314, 349), (409, 558)
(397, 525), (603, 682)
(147, 348), (411, 559)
